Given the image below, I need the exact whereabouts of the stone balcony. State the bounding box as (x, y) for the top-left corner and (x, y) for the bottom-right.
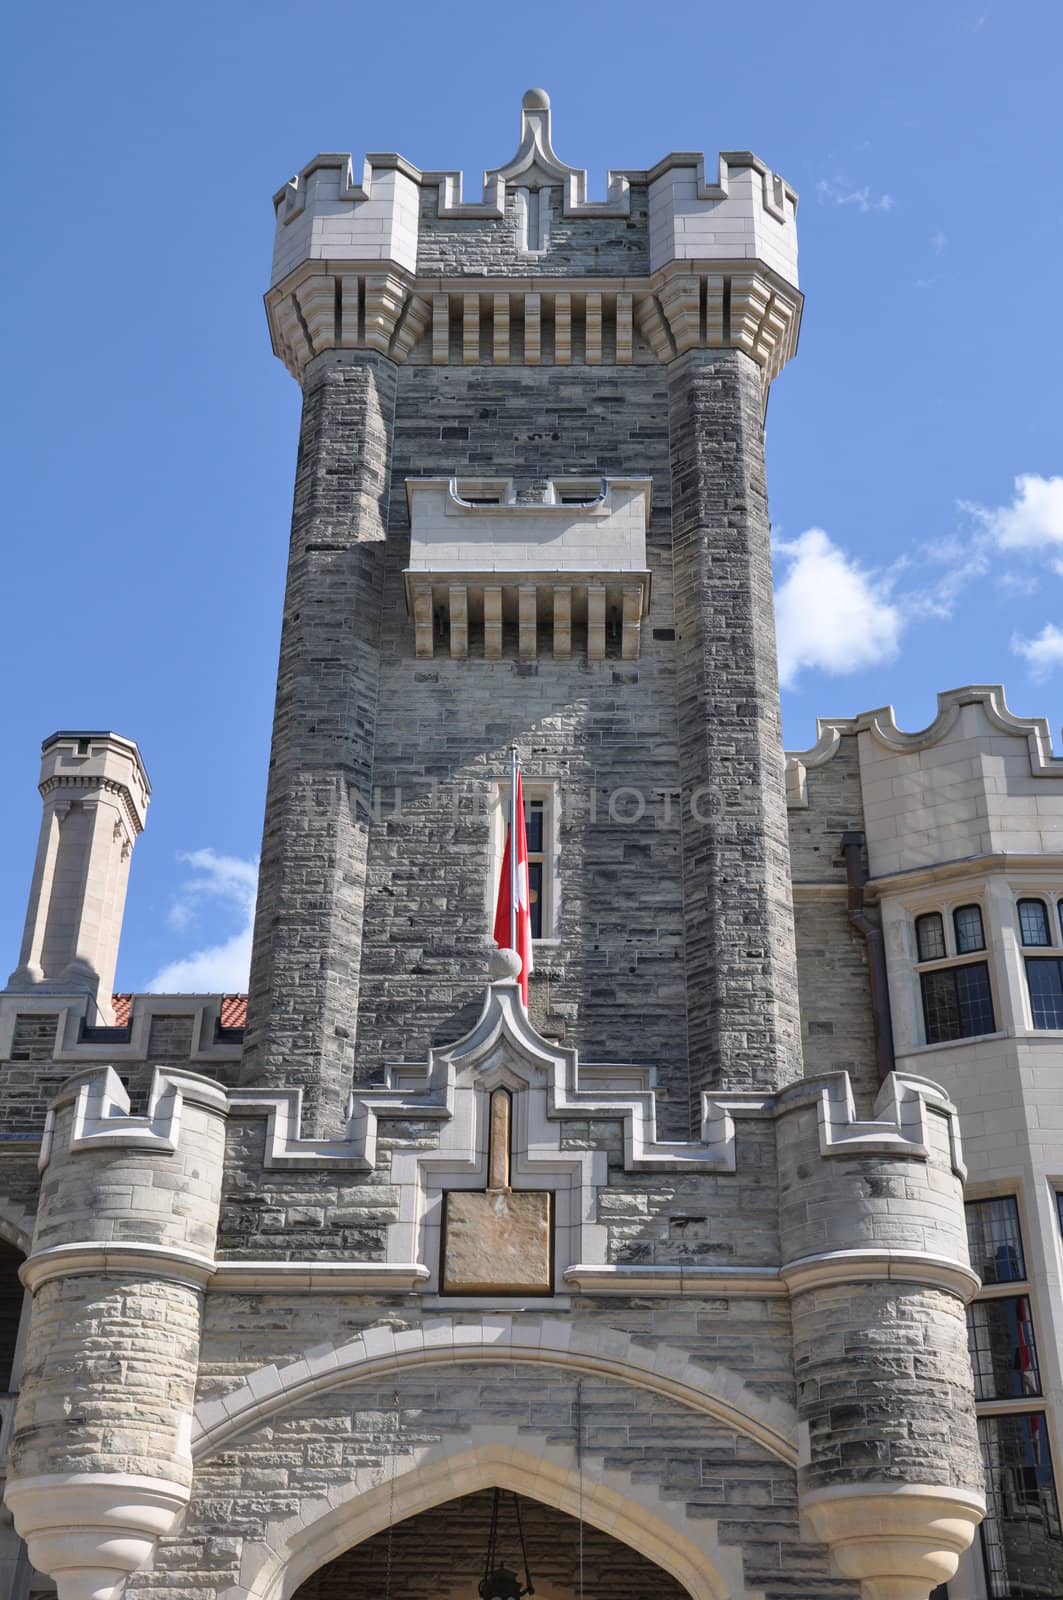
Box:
(403, 477), (652, 661)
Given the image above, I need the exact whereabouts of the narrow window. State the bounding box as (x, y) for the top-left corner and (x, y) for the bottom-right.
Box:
(525, 796), (545, 940)
(1018, 899), (1050, 947)
(916, 911), (946, 962)
(967, 1295), (1041, 1400)
(954, 904), (985, 954)
(491, 783), (556, 942)
(1025, 958), (1063, 1029)
(977, 1413), (1061, 1600)
(965, 1196), (1026, 1284)
(920, 961), (994, 1043)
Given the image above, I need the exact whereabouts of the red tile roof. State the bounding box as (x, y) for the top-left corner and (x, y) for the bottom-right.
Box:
(110, 994), (247, 1029)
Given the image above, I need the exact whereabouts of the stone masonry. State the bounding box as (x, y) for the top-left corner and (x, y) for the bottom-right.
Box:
(11, 88), (1062, 1600)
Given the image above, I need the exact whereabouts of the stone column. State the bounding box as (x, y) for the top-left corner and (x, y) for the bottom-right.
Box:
(3, 1065), (227, 1600)
(777, 1074), (985, 1599)
(5, 733), (150, 1025)
(667, 348), (801, 1097)
(240, 349), (397, 1134)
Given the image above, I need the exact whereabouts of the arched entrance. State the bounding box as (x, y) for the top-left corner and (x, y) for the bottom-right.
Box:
(236, 1441), (743, 1600)
(291, 1488), (691, 1600)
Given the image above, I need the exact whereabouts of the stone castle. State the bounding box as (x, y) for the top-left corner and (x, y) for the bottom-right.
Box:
(0, 91), (1060, 1600)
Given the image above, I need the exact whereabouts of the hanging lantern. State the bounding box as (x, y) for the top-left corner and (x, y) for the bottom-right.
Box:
(479, 1489), (534, 1600)
(479, 1567), (525, 1600)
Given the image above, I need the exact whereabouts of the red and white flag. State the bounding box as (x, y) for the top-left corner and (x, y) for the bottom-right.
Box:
(493, 757), (533, 1007)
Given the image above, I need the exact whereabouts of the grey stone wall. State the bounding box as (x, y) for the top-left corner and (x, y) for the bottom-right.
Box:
(793, 901), (878, 1110)
(138, 1354), (853, 1600)
(358, 352), (694, 1130)
(242, 352), (398, 1134)
(792, 1281), (982, 1493)
(788, 737), (880, 1110)
(11, 1271), (200, 1487)
(668, 349), (801, 1101)
(415, 184), (652, 278)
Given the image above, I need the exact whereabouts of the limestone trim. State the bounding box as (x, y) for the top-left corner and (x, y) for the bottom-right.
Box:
(208, 1261), (429, 1292)
(786, 683), (1063, 785)
(3, 1470), (190, 1600)
(781, 1247), (981, 1303)
(869, 849), (1063, 894)
(0, 992), (244, 1070)
(782, 1069), (967, 1179)
(221, 1437), (759, 1600)
(20, 1240), (216, 1293)
(191, 1318), (798, 1469)
(266, 260), (801, 384)
(562, 1263), (787, 1296)
(38, 1064), (228, 1171)
(800, 1482), (985, 1600)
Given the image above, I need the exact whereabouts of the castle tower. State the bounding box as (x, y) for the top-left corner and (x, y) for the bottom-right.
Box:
(0, 94), (998, 1600)
(241, 88), (805, 1134)
(5, 732), (149, 1025)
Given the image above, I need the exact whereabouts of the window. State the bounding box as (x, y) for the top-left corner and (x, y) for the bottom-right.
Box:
(1025, 958), (1063, 1029)
(954, 903), (986, 953)
(1019, 899), (1051, 947)
(967, 1295), (1041, 1401)
(491, 782), (557, 942)
(913, 904), (995, 1044)
(525, 796), (545, 940)
(978, 1413), (1062, 1599)
(916, 911), (947, 962)
(920, 962), (995, 1043)
(966, 1197), (1026, 1284)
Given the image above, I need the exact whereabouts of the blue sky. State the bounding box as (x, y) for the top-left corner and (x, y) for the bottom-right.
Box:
(2, 0), (1061, 993)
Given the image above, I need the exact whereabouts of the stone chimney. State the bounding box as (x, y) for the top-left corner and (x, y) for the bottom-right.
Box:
(5, 732), (150, 1023)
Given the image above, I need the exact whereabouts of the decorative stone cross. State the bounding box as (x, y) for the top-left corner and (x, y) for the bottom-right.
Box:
(442, 1088), (553, 1294)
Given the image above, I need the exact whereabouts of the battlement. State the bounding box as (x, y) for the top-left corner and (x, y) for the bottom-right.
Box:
(266, 90), (801, 385)
(271, 89), (799, 289)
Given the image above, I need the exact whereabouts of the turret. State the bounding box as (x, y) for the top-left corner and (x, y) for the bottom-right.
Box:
(4, 1064), (227, 1600)
(5, 733), (149, 1024)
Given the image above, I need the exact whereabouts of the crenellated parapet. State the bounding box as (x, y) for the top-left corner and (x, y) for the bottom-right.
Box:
(266, 89), (801, 386)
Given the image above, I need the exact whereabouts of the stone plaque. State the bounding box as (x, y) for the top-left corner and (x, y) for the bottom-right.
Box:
(442, 1089), (553, 1294)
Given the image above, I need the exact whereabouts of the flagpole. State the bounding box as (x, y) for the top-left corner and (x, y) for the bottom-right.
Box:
(509, 746), (518, 956)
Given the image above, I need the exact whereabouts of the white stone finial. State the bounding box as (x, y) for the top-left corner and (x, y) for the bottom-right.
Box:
(488, 947), (522, 982)
(522, 87), (550, 110)
(5, 731), (150, 1023)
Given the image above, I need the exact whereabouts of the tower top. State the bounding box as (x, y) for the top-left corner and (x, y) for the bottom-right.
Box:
(266, 91), (802, 386)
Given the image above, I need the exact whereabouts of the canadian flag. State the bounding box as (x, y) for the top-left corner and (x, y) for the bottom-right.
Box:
(493, 759), (533, 1007)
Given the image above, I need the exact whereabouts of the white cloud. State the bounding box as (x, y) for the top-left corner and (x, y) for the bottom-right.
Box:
(816, 177), (895, 214)
(1011, 623), (1063, 682)
(964, 473), (1063, 553)
(774, 528), (903, 689)
(931, 229), (948, 254)
(147, 849), (258, 993)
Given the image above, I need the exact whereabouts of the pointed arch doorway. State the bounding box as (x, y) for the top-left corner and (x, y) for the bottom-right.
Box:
(291, 1486), (693, 1600)
(247, 1443), (738, 1600)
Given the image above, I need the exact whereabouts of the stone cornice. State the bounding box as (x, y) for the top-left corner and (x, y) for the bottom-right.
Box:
(868, 850), (1063, 894)
(780, 1247), (981, 1304)
(562, 1264), (787, 1297)
(20, 1239), (216, 1292)
(265, 256), (802, 385)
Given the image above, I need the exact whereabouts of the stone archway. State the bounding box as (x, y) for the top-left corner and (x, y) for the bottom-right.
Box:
(232, 1442), (751, 1600)
(291, 1487), (691, 1600)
